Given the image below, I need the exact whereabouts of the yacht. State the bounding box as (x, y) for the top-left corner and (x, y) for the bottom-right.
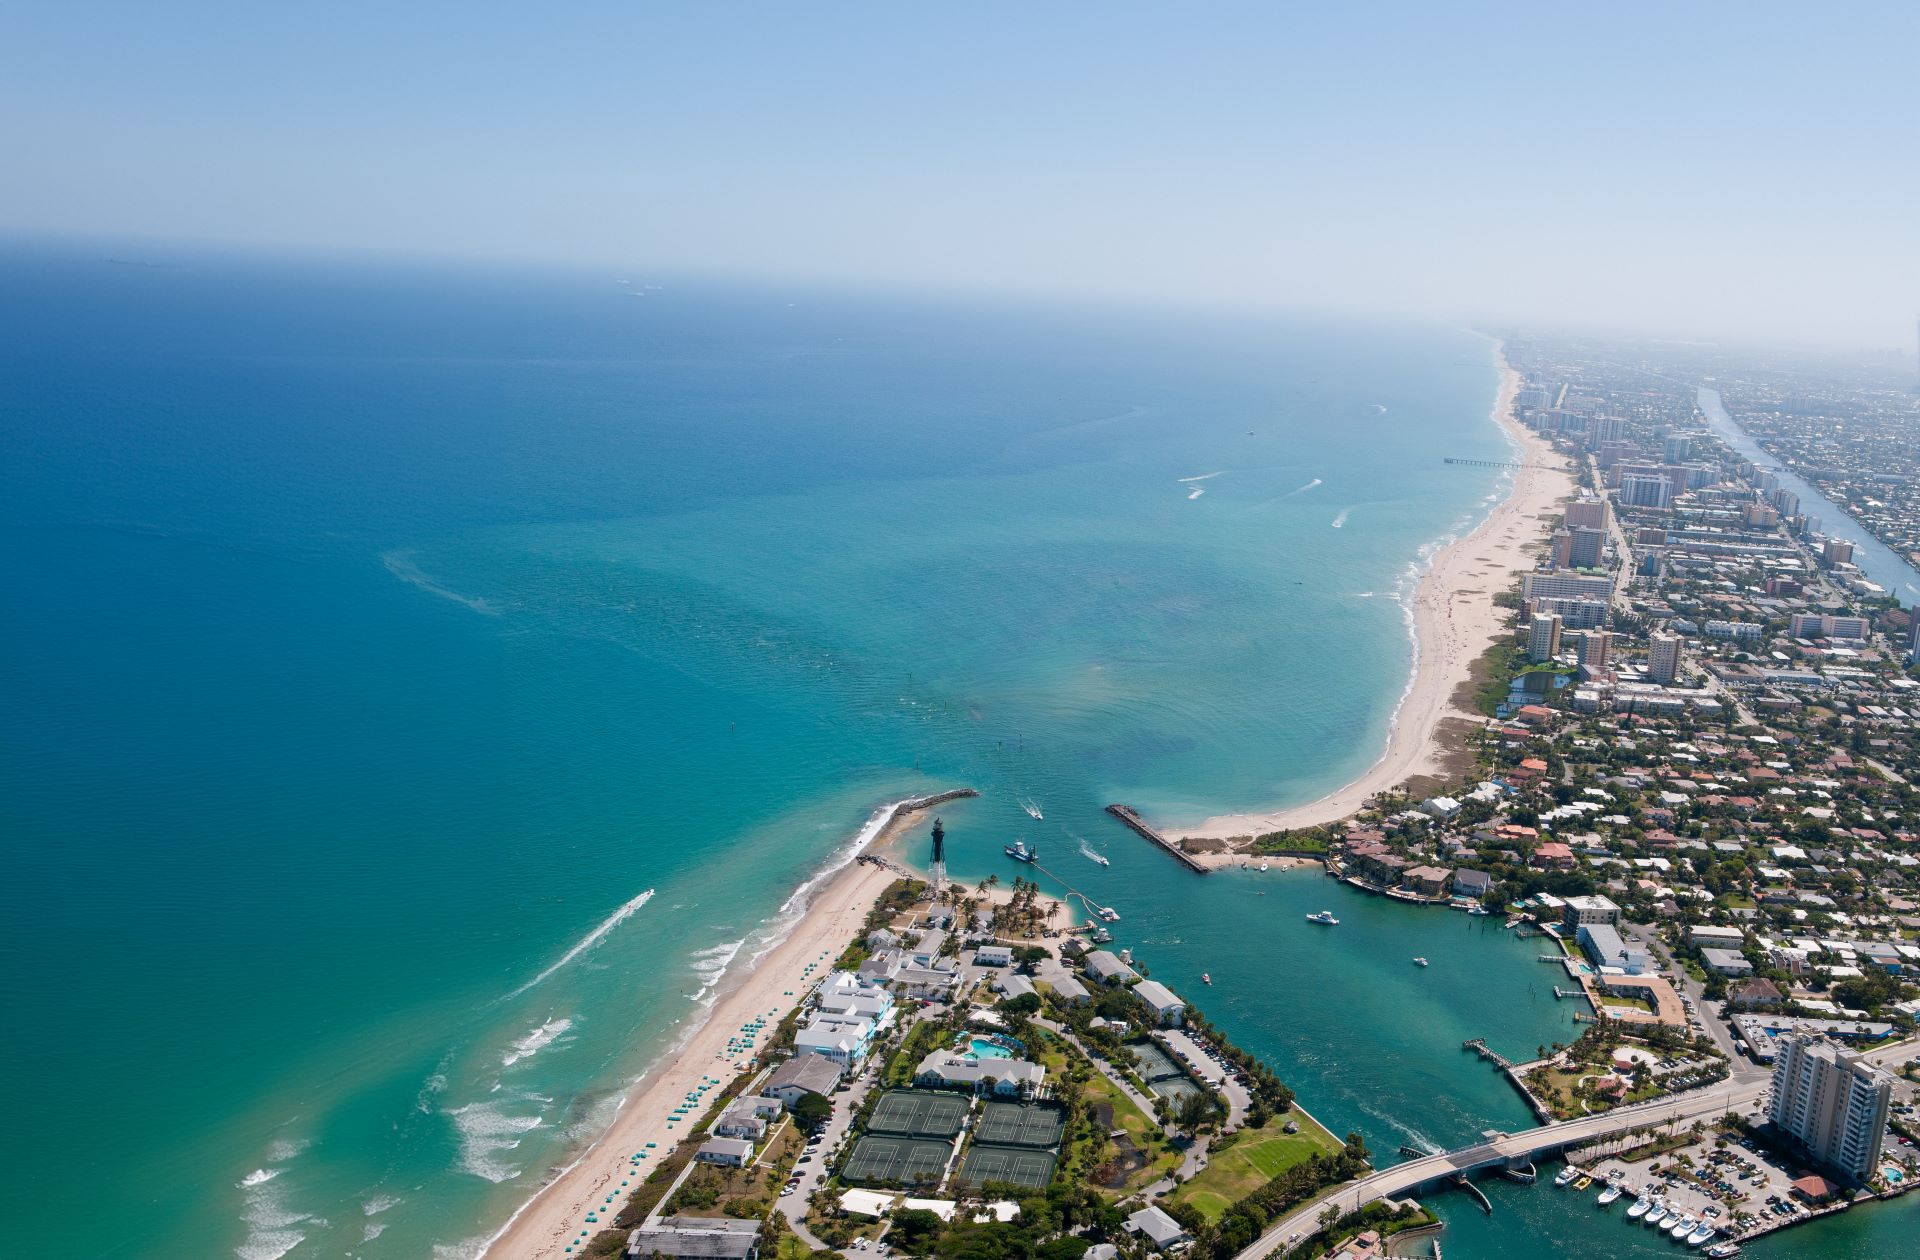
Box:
(1306, 910), (1340, 925)
(1645, 1204), (1670, 1227)
(1597, 1184), (1623, 1206)
(1626, 1196), (1651, 1220)
(1413, 957), (1429, 967)
(1004, 839), (1038, 864)
(1687, 1225), (1717, 1248)
(1669, 1215), (1698, 1240)
(1704, 1244), (1741, 1258)
(1468, 904), (1492, 916)
(1554, 1166), (1578, 1188)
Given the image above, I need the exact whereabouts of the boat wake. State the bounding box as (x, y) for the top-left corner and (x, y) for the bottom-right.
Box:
(1331, 508), (1351, 528)
(1074, 834), (1109, 866)
(1287, 477), (1323, 497)
(1186, 486), (1205, 500)
(504, 888), (655, 1000)
(381, 550), (501, 617)
(1019, 796), (1044, 821)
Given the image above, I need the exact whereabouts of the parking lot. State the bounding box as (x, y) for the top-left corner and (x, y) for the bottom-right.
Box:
(1584, 1130), (1810, 1233)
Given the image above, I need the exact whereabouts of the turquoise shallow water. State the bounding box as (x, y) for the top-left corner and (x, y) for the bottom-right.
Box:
(1, 246), (1888, 1258)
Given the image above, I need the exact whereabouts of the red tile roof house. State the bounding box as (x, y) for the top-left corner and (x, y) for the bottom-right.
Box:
(1531, 841), (1576, 869)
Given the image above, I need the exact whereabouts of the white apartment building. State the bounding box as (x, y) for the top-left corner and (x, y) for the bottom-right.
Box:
(1769, 1034), (1892, 1181)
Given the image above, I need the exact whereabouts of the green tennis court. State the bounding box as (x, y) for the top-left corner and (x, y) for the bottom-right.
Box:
(841, 1135), (953, 1186)
(957, 1143), (1055, 1190)
(974, 1101), (1065, 1148)
(867, 1089), (970, 1139)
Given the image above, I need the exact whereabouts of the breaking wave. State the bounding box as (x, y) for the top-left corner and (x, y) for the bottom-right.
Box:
(448, 1098), (545, 1183)
(501, 1016), (574, 1068)
(689, 938), (749, 1001)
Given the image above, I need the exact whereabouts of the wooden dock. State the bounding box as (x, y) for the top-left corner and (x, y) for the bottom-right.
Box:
(1104, 804), (1207, 874)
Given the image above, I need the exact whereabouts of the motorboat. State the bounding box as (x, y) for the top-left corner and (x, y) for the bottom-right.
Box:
(1306, 910), (1339, 925)
(1645, 1204), (1670, 1226)
(1687, 1225), (1717, 1248)
(1704, 1243), (1741, 1258)
(1597, 1184), (1623, 1206)
(1669, 1215), (1698, 1240)
(1468, 905), (1492, 916)
(1573, 1175), (1593, 1191)
(1554, 1165), (1578, 1188)
(1626, 1196), (1651, 1219)
(1201, 973), (1212, 985)
(1258, 860), (1271, 872)
(1413, 957), (1429, 967)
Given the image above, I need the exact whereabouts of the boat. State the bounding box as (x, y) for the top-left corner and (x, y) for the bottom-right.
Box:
(1597, 1185), (1623, 1206)
(1306, 910), (1340, 925)
(1258, 860), (1271, 872)
(1645, 1204), (1670, 1226)
(1573, 1175), (1593, 1191)
(1705, 1243), (1741, 1258)
(1004, 840), (1038, 864)
(1098, 906), (1120, 922)
(1554, 1166), (1578, 1188)
(1088, 926), (1113, 944)
(1627, 1197), (1651, 1220)
(1020, 797), (1043, 821)
(1088, 852), (1110, 866)
(1201, 973), (1212, 985)
(1687, 1225), (1717, 1248)
(1468, 904), (1491, 915)
(1669, 1215), (1698, 1239)
(1413, 957), (1429, 967)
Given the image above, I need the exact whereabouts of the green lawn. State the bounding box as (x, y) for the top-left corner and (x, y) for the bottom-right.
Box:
(1169, 1108), (1343, 1221)
(1045, 1041), (1181, 1193)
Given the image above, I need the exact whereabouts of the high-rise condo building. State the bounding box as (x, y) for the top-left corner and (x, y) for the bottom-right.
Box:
(1550, 528), (1573, 568)
(1769, 1034), (1892, 1181)
(1527, 614), (1563, 663)
(1564, 498), (1610, 530)
(1573, 629), (1611, 673)
(1522, 571), (1614, 602)
(1648, 632), (1683, 684)
(1530, 596), (1608, 630)
(1822, 538), (1855, 568)
(1621, 473), (1673, 509)
(1663, 434), (1693, 463)
(1568, 526), (1605, 570)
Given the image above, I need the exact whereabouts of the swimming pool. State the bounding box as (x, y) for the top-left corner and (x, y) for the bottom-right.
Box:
(967, 1036), (1015, 1060)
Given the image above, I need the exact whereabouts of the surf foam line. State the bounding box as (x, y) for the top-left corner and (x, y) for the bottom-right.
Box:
(475, 791), (965, 1260)
(503, 889), (655, 1001)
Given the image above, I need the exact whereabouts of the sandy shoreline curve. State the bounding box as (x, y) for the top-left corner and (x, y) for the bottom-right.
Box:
(479, 795), (949, 1259)
(1170, 340), (1574, 843)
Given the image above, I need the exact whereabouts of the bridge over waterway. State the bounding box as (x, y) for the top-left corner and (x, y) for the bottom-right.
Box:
(1236, 1079), (1770, 1259)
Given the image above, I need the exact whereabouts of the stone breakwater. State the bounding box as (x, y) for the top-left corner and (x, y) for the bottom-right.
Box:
(1105, 803), (1208, 873)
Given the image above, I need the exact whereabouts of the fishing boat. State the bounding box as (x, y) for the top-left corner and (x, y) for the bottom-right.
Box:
(1306, 910), (1340, 925)
(1669, 1215), (1698, 1240)
(1626, 1196), (1651, 1220)
(1201, 973), (1212, 985)
(1597, 1184), (1623, 1206)
(1004, 839), (1038, 864)
(1645, 1204), (1670, 1226)
(1687, 1225), (1717, 1248)
(1554, 1166), (1578, 1188)
(1413, 957), (1429, 967)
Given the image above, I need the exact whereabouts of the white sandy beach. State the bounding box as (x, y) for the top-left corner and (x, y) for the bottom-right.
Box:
(1172, 344), (1574, 843)
(481, 821), (912, 1259)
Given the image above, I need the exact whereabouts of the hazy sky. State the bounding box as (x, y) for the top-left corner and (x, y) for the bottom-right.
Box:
(5, 3), (1916, 346)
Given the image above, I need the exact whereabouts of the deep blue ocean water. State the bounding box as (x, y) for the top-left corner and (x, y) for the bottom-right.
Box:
(10, 245), (1906, 1257)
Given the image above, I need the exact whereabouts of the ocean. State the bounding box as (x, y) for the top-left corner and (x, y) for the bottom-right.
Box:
(6, 245), (1908, 1257)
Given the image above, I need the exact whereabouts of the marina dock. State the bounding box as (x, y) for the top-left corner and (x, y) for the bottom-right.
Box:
(1104, 804), (1208, 874)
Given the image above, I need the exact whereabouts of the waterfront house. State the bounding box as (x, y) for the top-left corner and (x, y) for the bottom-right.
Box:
(762, 1054), (842, 1106)
(1402, 865), (1452, 897)
(1124, 1205), (1190, 1251)
(696, 1137), (755, 1168)
(1532, 841), (1576, 869)
(1451, 868), (1494, 900)
(1131, 979), (1185, 1026)
(714, 1104), (769, 1141)
(1083, 950), (1141, 986)
(793, 1014), (876, 1067)
(627, 1218), (762, 1260)
(1325, 1230), (1384, 1260)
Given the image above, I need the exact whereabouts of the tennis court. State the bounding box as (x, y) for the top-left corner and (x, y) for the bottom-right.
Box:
(867, 1089), (971, 1139)
(841, 1134), (954, 1186)
(958, 1143), (1056, 1190)
(974, 1101), (1066, 1149)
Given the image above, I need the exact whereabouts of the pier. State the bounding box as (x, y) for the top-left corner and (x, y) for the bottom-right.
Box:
(1026, 859), (1121, 926)
(1553, 986), (1584, 1000)
(1462, 1038), (1514, 1071)
(1104, 804), (1208, 874)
